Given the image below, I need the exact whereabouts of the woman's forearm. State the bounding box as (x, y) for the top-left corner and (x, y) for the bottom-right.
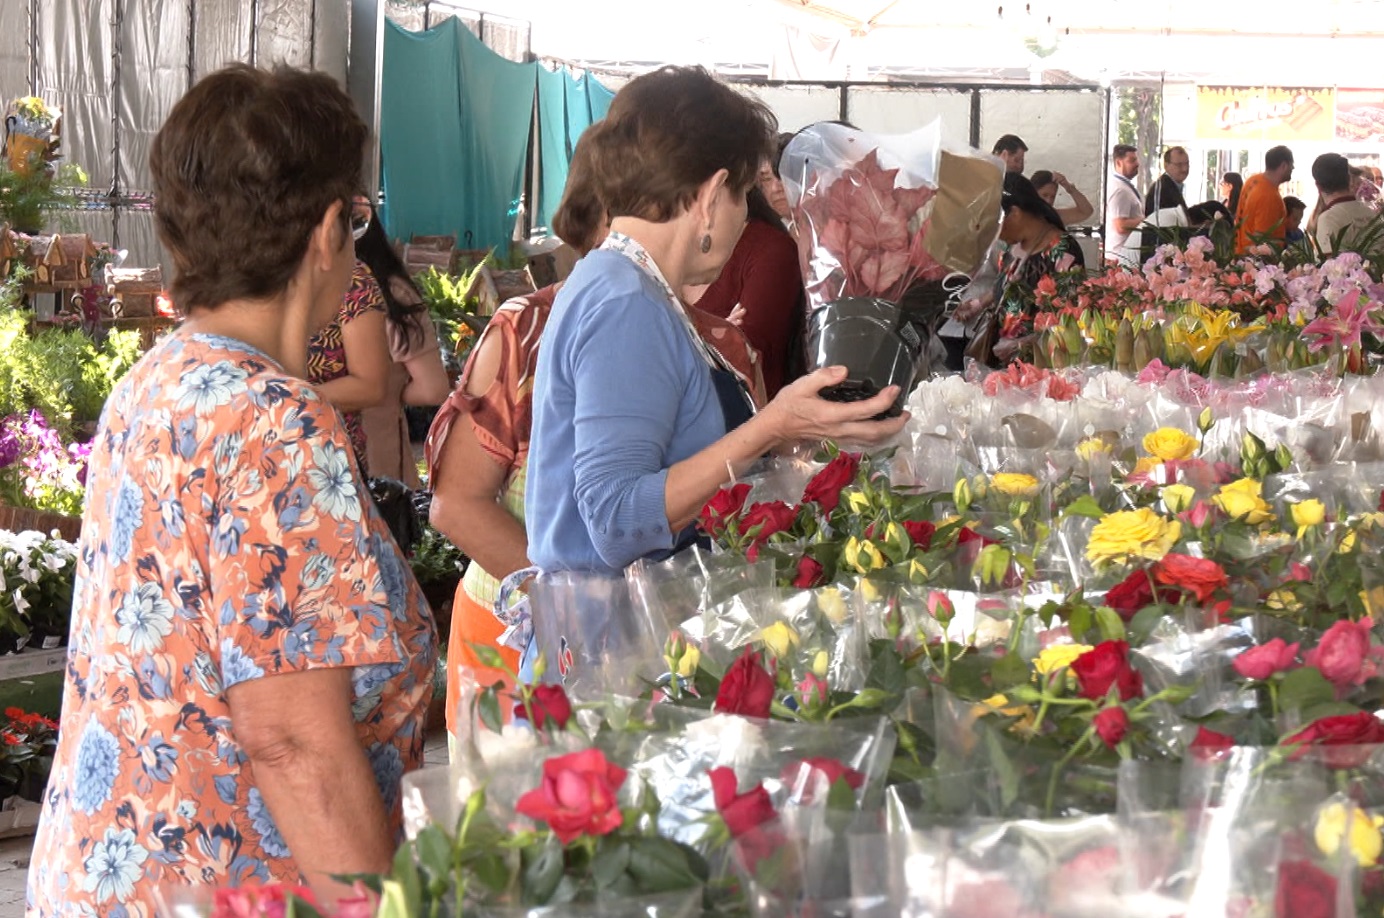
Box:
(250, 736), (393, 903)
(431, 491), (532, 580)
(662, 410), (783, 532)
(315, 373), (389, 412)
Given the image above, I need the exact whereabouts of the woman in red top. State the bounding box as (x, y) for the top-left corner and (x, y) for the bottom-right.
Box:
(689, 186), (804, 397)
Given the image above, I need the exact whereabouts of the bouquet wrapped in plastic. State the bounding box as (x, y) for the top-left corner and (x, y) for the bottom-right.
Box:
(780, 121), (1004, 414)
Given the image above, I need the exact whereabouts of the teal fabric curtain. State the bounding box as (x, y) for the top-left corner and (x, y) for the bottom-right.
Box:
(533, 69), (617, 230)
(381, 18), (536, 252)
(381, 17), (615, 246)
(379, 20), (468, 246)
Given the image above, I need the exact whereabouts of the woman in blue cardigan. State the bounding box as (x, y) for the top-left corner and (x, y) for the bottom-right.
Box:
(526, 66), (907, 577)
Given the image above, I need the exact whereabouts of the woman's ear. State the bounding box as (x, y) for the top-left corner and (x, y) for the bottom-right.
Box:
(309, 199), (347, 271)
(695, 169), (731, 229)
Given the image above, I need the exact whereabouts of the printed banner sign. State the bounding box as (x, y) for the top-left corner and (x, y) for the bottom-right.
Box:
(1195, 86), (1334, 142)
(1335, 89), (1384, 144)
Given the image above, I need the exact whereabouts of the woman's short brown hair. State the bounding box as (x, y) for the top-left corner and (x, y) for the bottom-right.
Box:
(552, 132), (604, 256)
(585, 66), (776, 223)
(149, 64), (367, 311)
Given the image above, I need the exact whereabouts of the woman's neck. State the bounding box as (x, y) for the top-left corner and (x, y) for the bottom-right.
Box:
(608, 217), (696, 289)
(1019, 222), (1059, 255)
(181, 297), (312, 378)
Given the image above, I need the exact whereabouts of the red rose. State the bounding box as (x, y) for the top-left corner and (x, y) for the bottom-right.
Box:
(780, 756), (865, 804)
(1092, 706), (1129, 747)
(902, 520), (936, 551)
(714, 647), (776, 718)
(513, 684), (574, 731)
(698, 483), (751, 538)
(740, 501), (799, 543)
(515, 748), (627, 844)
(792, 556), (825, 589)
(1283, 712), (1384, 769)
(801, 453), (860, 513)
(1103, 569), (1178, 622)
(1153, 554), (1229, 604)
(1304, 617), (1382, 692)
(1190, 726), (1236, 758)
(1072, 641), (1144, 701)
(710, 767), (778, 838)
(1231, 638), (1299, 682)
(1275, 859), (1337, 918)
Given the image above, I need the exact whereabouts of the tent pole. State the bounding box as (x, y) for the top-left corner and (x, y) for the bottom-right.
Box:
(348, 0), (385, 201)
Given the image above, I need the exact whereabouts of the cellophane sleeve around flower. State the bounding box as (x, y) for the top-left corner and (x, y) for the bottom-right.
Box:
(779, 121), (1002, 311)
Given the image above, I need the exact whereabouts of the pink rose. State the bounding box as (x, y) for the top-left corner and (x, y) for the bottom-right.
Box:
(1231, 638), (1299, 682)
(1304, 617), (1383, 692)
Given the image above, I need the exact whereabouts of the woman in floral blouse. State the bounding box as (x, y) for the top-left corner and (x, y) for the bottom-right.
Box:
(26, 65), (436, 915)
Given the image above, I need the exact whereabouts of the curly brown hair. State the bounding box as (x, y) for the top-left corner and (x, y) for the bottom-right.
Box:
(149, 64), (368, 311)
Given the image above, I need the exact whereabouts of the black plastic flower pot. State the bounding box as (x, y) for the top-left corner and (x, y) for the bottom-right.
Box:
(806, 297), (922, 418)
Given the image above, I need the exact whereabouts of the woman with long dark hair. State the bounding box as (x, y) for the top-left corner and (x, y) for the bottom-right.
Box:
(1221, 171), (1243, 220)
(355, 207), (450, 486)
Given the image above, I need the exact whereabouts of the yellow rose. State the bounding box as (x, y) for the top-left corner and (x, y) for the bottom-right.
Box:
(1076, 437), (1113, 461)
(675, 645), (701, 678)
(861, 578), (883, 602)
(759, 622), (800, 659)
(1264, 589), (1301, 613)
(812, 650), (829, 678)
(843, 489), (872, 515)
(1033, 643), (1095, 676)
(1086, 508), (1183, 566)
(992, 472), (1040, 498)
(818, 589), (848, 624)
(1315, 801), (1384, 868)
(1133, 456), (1163, 476)
(1339, 529), (1358, 554)
(1142, 427), (1200, 461)
(975, 694), (1035, 729)
(844, 537), (887, 574)
(1213, 478), (1273, 526)
(1290, 499), (1326, 539)
(1161, 484), (1196, 515)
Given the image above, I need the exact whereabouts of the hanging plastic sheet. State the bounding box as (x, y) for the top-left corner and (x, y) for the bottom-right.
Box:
(117, 0), (190, 196)
(313, 0), (349, 85)
(533, 67), (615, 231)
(36, 0), (116, 193)
(256, 0), (313, 69)
(114, 207), (167, 280)
(0, 1), (29, 100)
(193, 0), (254, 81)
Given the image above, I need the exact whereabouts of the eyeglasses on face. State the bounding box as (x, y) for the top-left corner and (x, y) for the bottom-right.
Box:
(350, 204), (372, 241)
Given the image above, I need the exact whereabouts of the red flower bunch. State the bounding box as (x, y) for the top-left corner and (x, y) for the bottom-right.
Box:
(796, 149), (943, 307)
(1275, 859), (1338, 918)
(512, 684), (574, 731)
(714, 647), (777, 718)
(697, 483), (751, 539)
(780, 756), (864, 804)
(1283, 712), (1384, 769)
(1072, 641), (1144, 701)
(1153, 554), (1229, 604)
(1103, 569), (1179, 622)
(515, 748), (627, 844)
(801, 452), (860, 513)
(980, 362), (1081, 401)
(1092, 706), (1129, 748)
(1189, 726), (1236, 758)
(1231, 639), (1299, 682)
(709, 767), (784, 872)
(1304, 617), (1384, 694)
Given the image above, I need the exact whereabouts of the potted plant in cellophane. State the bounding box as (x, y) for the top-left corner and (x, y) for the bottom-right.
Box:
(781, 122), (1005, 416)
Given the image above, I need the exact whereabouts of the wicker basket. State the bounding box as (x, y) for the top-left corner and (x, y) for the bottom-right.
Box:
(0, 503), (80, 541)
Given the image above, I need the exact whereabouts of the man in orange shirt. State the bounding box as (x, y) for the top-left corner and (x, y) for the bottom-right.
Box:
(1235, 145), (1294, 253)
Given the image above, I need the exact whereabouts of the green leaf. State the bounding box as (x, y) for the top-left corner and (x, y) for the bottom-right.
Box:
(591, 839), (632, 889)
(1126, 605), (1165, 644)
(1278, 667), (1337, 717)
(477, 686), (503, 735)
(825, 687), (895, 719)
(1067, 604), (1093, 641)
(1298, 701), (1363, 724)
(374, 880), (417, 918)
(984, 728), (1020, 810)
(522, 837), (565, 904)
(626, 837), (700, 893)
(387, 845), (423, 915)
(470, 642), (509, 672)
(989, 652), (1029, 692)
(1094, 606), (1126, 643)
(413, 824), (452, 882)
(469, 851), (513, 894)
(865, 640), (907, 695)
(826, 774), (858, 812)
(1062, 495), (1106, 520)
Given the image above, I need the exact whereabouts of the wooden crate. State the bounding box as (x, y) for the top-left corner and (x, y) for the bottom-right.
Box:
(0, 503), (80, 542)
(107, 266), (163, 319)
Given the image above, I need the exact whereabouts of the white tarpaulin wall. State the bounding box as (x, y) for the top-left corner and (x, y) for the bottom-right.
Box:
(0, 0), (349, 271)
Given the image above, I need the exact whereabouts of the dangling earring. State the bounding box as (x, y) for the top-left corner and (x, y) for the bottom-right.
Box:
(700, 233), (712, 254)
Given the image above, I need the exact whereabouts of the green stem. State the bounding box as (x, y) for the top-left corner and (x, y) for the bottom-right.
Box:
(1268, 679), (1280, 721)
(1045, 726), (1094, 818)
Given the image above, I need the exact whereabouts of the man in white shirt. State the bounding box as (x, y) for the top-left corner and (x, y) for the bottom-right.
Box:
(1105, 144), (1144, 266)
(1313, 152), (1377, 255)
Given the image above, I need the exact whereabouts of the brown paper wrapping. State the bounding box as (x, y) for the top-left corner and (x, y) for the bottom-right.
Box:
(923, 150), (1005, 275)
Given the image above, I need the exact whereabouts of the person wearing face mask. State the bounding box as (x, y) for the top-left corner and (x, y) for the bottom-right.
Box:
(525, 66), (907, 582)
